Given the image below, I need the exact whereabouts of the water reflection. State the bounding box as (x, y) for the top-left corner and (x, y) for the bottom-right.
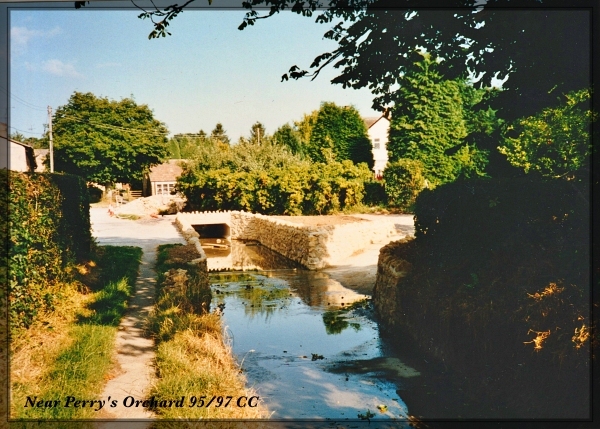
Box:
(202, 239), (304, 271)
(205, 238), (415, 420)
(210, 272), (293, 319)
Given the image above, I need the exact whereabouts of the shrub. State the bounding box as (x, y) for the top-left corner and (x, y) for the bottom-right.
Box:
(383, 159), (425, 211)
(363, 180), (387, 206)
(45, 173), (92, 262)
(7, 171), (91, 330)
(499, 88), (594, 178)
(178, 143), (374, 215)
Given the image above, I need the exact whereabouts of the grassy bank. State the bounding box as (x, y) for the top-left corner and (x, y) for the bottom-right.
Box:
(10, 245), (142, 420)
(146, 244), (268, 421)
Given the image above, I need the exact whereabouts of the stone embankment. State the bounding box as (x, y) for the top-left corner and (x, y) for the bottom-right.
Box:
(175, 211), (398, 270)
(372, 237), (413, 328)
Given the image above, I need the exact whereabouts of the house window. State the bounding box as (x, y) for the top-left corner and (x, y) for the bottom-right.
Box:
(155, 183), (175, 195)
(373, 143), (380, 149)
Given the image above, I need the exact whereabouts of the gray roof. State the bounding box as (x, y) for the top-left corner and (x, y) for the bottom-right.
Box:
(363, 115), (390, 129)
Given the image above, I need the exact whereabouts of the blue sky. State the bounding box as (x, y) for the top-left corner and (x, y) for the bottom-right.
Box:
(9, 6), (382, 141)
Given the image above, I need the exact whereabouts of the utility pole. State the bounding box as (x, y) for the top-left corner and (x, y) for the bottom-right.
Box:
(48, 106), (54, 172)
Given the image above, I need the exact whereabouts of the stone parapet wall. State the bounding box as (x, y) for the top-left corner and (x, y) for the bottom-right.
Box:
(174, 213), (208, 263)
(176, 211), (399, 270)
(372, 237), (413, 328)
(231, 211), (325, 269)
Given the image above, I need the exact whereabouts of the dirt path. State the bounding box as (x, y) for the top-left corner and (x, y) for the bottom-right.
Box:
(89, 208), (186, 425)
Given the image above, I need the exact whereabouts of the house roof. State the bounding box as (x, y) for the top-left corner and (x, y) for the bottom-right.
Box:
(363, 115), (390, 129)
(148, 159), (186, 182)
(9, 138), (34, 149)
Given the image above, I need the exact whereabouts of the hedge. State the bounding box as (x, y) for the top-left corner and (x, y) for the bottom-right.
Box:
(5, 170), (91, 329)
(178, 160), (373, 215)
(383, 158), (425, 211)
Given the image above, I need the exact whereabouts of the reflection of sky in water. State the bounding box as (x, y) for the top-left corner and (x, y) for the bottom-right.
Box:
(209, 271), (414, 421)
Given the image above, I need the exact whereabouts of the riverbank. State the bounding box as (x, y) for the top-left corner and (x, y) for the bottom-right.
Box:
(372, 177), (591, 420)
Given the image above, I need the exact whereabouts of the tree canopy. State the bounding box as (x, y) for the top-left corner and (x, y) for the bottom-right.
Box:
(53, 92), (169, 186)
(132, 0), (591, 124)
(388, 54), (494, 186)
(210, 123), (231, 146)
(308, 102), (373, 168)
(498, 89), (594, 179)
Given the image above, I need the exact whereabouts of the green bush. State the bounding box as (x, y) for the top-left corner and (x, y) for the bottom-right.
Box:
(177, 141), (374, 215)
(499, 88), (594, 179)
(363, 181), (387, 206)
(394, 175), (590, 414)
(45, 173), (92, 262)
(6, 171), (91, 330)
(383, 159), (425, 211)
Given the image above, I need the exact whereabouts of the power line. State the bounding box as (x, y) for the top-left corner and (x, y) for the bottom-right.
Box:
(0, 86), (48, 111)
(56, 113), (169, 137)
(7, 125), (46, 138)
(5, 90), (171, 138)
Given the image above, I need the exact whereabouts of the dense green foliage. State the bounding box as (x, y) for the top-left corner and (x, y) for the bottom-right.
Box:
(308, 102), (374, 168)
(177, 140), (373, 214)
(499, 89), (594, 179)
(7, 171), (91, 330)
(44, 173), (92, 262)
(53, 91), (169, 186)
(389, 176), (590, 415)
(383, 159), (425, 211)
(387, 55), (493, 186)
(273, 103), (373, 168)
(272, 123), (305, 156)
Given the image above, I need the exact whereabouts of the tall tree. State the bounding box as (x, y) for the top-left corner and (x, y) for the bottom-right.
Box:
(388, 54), (493, 186)
(249, 121), (268, 144)
(273, 123), (304, 156)
(308, 102), (374, 168)
(210, 123), (231, 146)
(53, 91), (168, 186)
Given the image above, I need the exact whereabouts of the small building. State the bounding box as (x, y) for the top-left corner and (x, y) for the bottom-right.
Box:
(143, 159), (187, 196)
(0, 122), (36, 172)
(363, 115), (391, 177)
(34, 149), (49, 172)
(9, 138), (37, 173)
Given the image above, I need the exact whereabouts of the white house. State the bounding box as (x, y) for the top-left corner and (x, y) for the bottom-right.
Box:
(363, 115), (391, 177)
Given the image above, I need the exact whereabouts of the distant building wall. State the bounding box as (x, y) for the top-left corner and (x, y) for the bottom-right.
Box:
(364, 116), (390, 176)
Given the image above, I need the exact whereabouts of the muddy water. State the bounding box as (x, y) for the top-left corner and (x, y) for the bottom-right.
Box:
(205, 240), (419, 422)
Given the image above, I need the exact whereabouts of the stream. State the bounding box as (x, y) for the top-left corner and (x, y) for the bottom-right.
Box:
(204, 238), (419, 422)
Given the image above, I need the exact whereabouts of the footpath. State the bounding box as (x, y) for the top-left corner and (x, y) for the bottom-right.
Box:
(89, 207), (414, 426)
(89, 207), (185, 427)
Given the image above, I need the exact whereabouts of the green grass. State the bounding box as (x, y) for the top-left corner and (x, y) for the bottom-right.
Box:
(145, 244), (267, 419)
(11, 246), (142, 421)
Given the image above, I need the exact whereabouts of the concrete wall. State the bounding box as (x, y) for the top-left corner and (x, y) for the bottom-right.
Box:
(10, 141), (30, 172)
(176, 211), (398, 270)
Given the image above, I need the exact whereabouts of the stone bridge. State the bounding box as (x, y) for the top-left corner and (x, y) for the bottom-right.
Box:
(175, 211), (399, 271)
(176, 211), (233, 239)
